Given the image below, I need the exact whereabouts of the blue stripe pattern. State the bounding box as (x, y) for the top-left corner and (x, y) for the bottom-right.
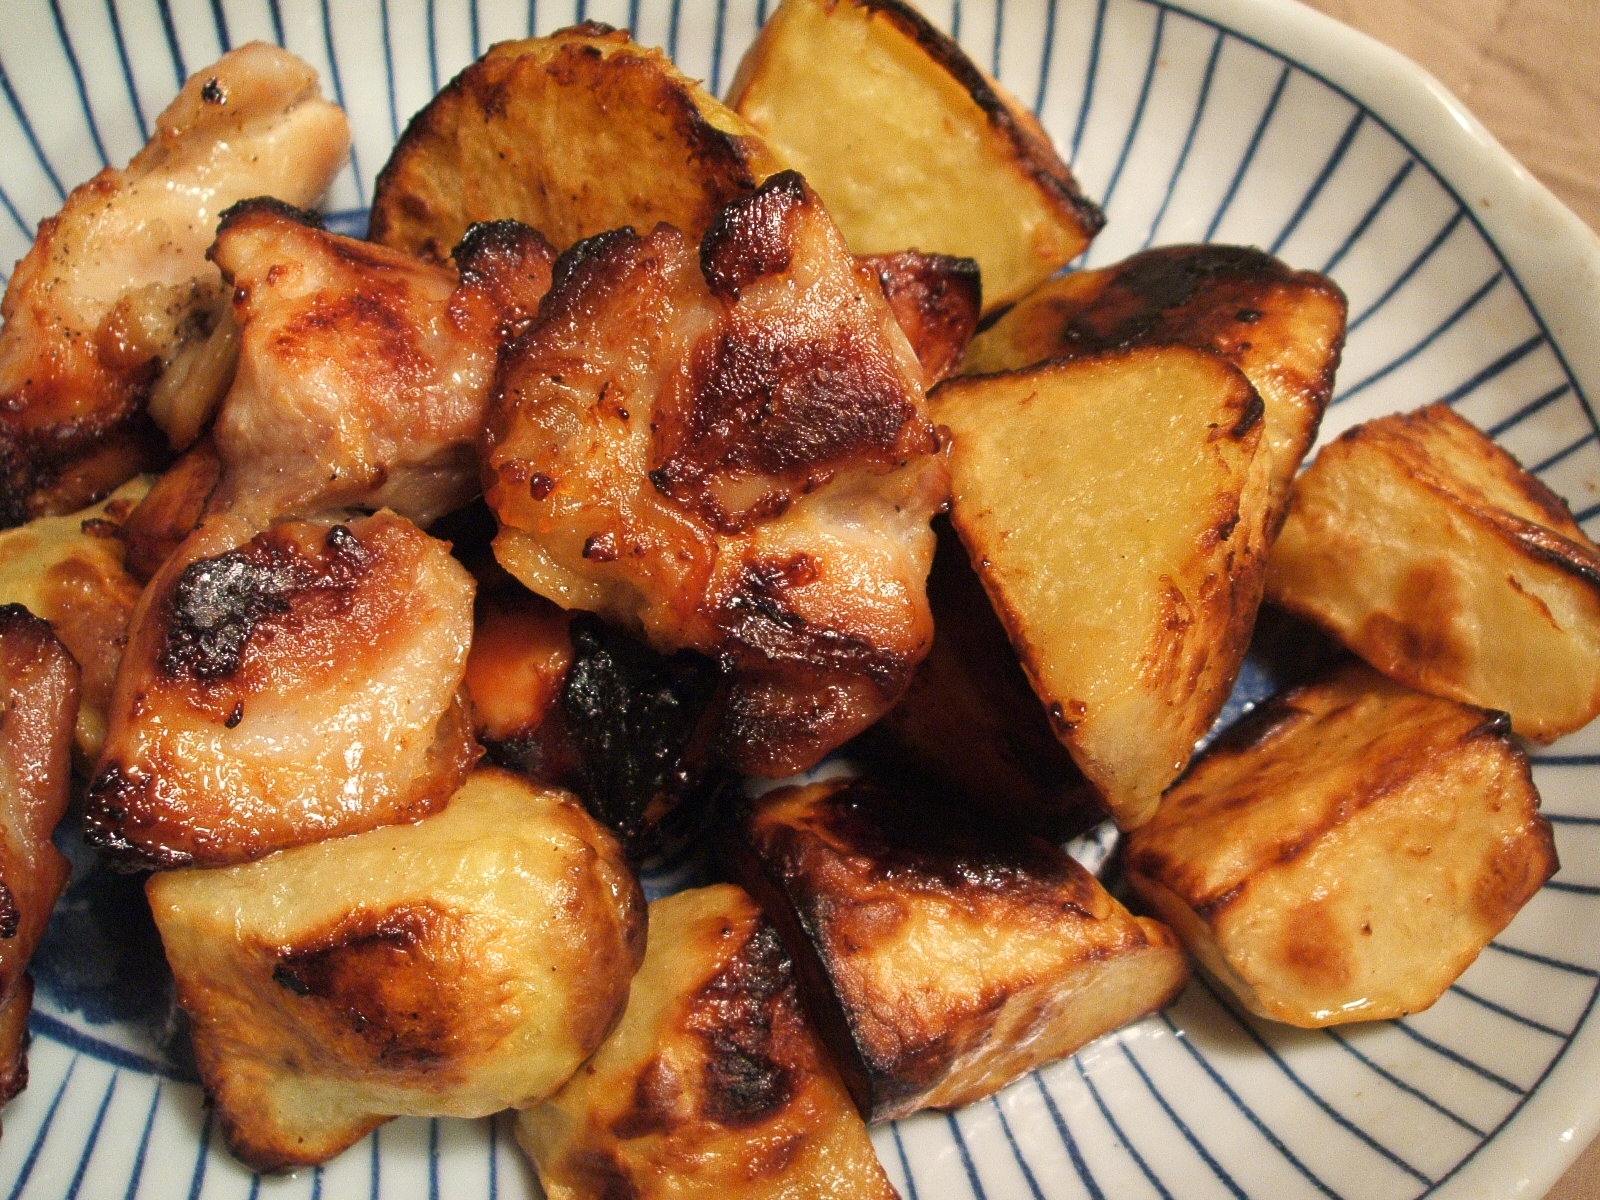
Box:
(1, 3), (1597, 1199)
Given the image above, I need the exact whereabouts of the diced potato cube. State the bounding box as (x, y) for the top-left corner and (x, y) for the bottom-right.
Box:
(728, 0), (1102, 311)
(1126, 660), (1557, 1027)
(518, 883), (897, 1199)
(370, 25), (785, 260)
(727, 777), (1188, 1122)
(932, 345), (1267, 828)
(147, 767), (645, 1171)
(1267, 402), (1600, 741)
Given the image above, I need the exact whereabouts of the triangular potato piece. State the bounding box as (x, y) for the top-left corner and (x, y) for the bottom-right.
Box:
(728, 0), (1101, 311)
(932, 345), (1266, 828)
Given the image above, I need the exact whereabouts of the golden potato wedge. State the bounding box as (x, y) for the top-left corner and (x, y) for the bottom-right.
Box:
(147, 767), (645, 1171)
(1267, 402), (1600, 741)
(728, 0), (1102, 311)
(369, 24), (784, 260)
(726, 777), (1187, 1121)
(864, 519), (1106, 839)
(0, 477), (150, 760)
(965, 244), (1347, 527)
(1126, 660), (1556, 1027)
(518, 883), (897, 1199)
(932, 346), (1266, 829)
(0, 608), (78, 1105)
(86, 510), (478, 869)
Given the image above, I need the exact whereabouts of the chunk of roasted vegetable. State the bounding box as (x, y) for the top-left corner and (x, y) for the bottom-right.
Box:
(1267, 402), (1600, 741)
(147, 767), (645, 1171)
(728, 776), (1188, 1121)
(1126, 660), (1557, 1027)
(518, 883), (898, 1199)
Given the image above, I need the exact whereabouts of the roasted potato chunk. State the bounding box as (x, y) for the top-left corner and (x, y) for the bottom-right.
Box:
(147, 767), (645, 1171)
(0, 608), (79, 1104)
(864, 519), (1105, 839)
(518, 883), (898, 1199)
(932, 346), (1266, 829)
(1126, 660), (1557, 1027)
(727, 777), (1187, 1121)
(1267, 402), (1600, 741)
(728, 0), (1102, 311)
(484, 172), (946, 778)
(0, 477), (150, 760)
(86, 510), (478, 868)
(370, 23), (785, 261)
(964, 244), (1346, 528)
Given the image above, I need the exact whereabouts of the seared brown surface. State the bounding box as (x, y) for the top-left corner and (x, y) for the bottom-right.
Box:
(519, 883), (898, 1199)
(860, 250), (982, 385)
(485, 172), (947, 777)
(149, 767), (645, 1171)
(728, 777), (1187, 1121)
(87, 511), (478, 868)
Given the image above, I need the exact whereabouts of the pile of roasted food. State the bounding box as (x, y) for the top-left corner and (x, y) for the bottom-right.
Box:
(0, 0), (1594, 1192)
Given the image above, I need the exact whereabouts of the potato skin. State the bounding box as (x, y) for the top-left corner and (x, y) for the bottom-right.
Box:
(727, 777), (1188, 1122)
(147, 767), (645, 1172)
(1267, 402), (1600, 741)
(1126, 660), (1557, 1027)
(518, 883), (898, 1200)
(370, 24), (784, 260)
(729, 0), (1101, 311)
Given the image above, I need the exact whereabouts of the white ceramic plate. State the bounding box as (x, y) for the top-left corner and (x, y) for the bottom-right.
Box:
(1, 1), (1597, 1197)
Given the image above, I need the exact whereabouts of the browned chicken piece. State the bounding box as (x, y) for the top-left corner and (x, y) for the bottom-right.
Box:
(208, 202), (555, 529)
(1126, 660), (1556, 1027)
(148, 767), (645, 1171)
(485, 172), (948, 777)
(85, 509), (478, 869)
(0, 478), (150, 761)
(726, 776), (1189, 1122)
(964, 244), (1347, 531)
(518, 883), (899, 1200)
(0, 43), (350, 526)
(859, 251), (981, 386)
(119, 438), (224, 582)
(0, 607), (79, 1104)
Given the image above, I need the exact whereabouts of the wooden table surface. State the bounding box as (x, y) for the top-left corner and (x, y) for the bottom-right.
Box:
(1296, 2), (1600, 1195)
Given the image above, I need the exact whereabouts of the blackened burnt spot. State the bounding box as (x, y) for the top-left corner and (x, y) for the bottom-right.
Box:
(687, 921), (798, 1127)
(0, 881), (18, 939)
(201, 77), (226, 105)
(700, 171), (807, 302)
(214, 196), (325, 240)
(159, 524), (373, 682)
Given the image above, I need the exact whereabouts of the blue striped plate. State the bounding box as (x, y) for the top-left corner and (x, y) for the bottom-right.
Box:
(1, 1), (1597, 1198)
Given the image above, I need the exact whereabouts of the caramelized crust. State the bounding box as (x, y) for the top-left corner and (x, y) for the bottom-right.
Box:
(1267, 402), (1600, 741)
(966, 244), (1347, 530)
(86, 511), (478, 868)
(0, 43), (350, 524)
(370, 23), (785, 260)
(518, 884), (898, 1199)
(727, 777), (1187, 1121)
(0, 479), (150, 760)
(1126, 660), (1557, 1026)
(148, 767), (645, 1171)
(485, 173), (947, 776)
(0, 608), (79, 1104)
(859, 251), (981, 385)
(207, 202), (555, 528)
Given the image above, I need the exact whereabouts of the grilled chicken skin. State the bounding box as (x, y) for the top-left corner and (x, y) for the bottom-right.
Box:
(85, 510), (478, 870)
(204, 202), (555, 529)
(485, 171), (948, 777)
(0, 43), (350, 526)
